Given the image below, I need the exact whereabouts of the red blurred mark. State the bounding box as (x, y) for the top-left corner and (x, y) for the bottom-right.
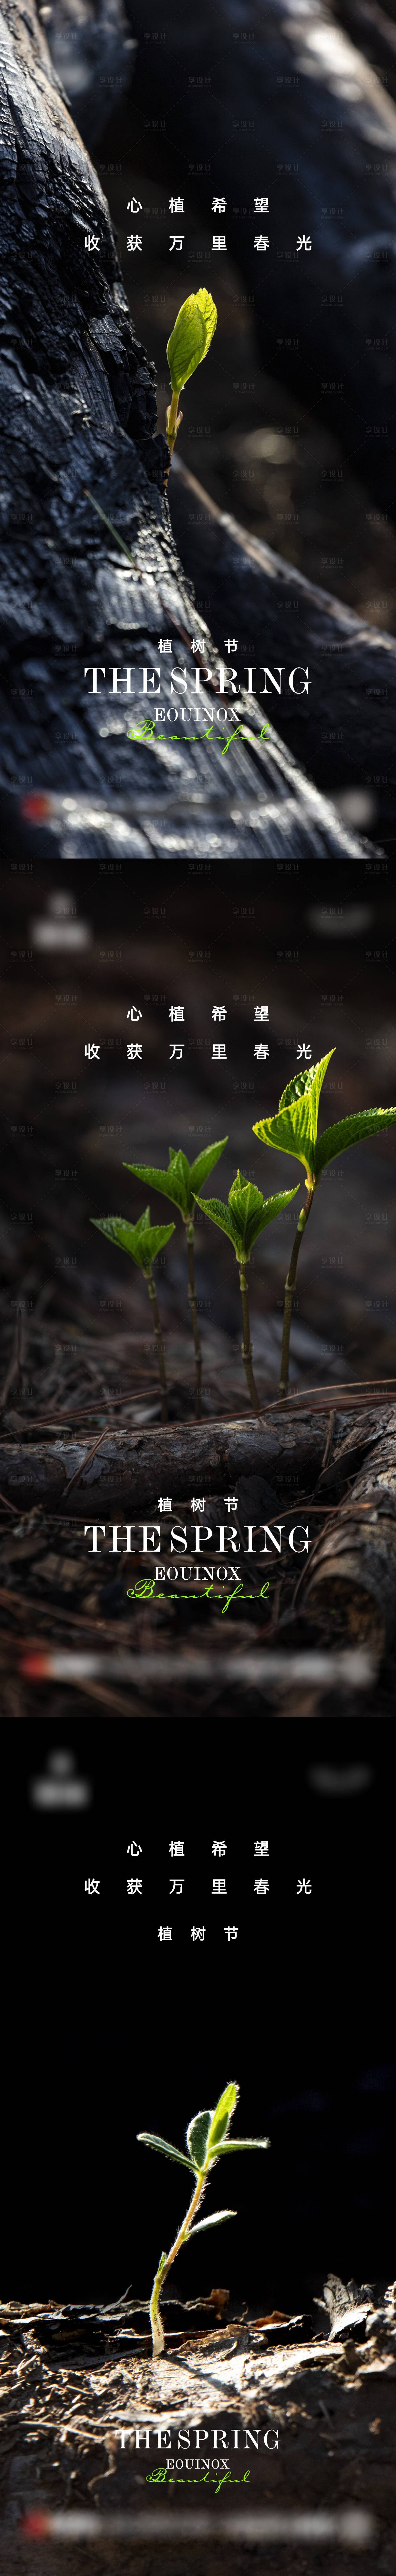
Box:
(20, 1652), (52, 1678)
(20, 2512), (51, 2536)
(20, 794), (53, 824)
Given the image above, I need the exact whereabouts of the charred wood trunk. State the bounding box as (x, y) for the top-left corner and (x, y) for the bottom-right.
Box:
(332, 0), (396, 105)
(100, 0), (396, 521)
(169, 461), (396, 834)
(44, 0), (137, 150)
(0, 0), (380, 863)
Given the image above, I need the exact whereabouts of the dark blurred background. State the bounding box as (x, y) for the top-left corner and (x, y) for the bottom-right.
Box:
(2, 1717), (394, 2308)
(105, 148), (396, 635)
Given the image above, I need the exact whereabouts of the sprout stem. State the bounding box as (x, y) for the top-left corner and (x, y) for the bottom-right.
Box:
(167, 389), (180, 443)
(146, 1273), (168, 1423)
(239, 1267), (260, 1414)
(279, 1187), (315, 1397)
(164, 390), (183, 481)
(187, 1222), (202, 1418)
(149, 2169), (206, 2356)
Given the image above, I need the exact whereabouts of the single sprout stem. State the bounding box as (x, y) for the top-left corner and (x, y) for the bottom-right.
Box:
(279, 1186), (315, 1397)
(146, 1273), (168, 1422)
(167, 388), (180, 443)
(165, 388), (183, 481)
(239, 1267), (260, 1414)
(186, 1221), (202, 1418)
(150, 2169), (206, 2356)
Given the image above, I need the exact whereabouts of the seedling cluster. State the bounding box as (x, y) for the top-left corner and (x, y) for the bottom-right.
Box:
(92, 1056), (396, 1411)
(138, 2080), (270, 2355)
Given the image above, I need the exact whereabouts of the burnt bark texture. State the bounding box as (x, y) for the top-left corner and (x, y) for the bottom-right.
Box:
(0, 0), (389, 862)
(44, 0), (136, 151)
(169, 462), (396, 835)
(332, 0), (396, 105)
(93, 0), (396, 518)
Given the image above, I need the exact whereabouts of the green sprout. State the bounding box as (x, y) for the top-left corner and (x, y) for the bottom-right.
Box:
(193, 1171), (299, 1413)
(138, 2080), (270, 2357)
(253, 1054), (396, 1398)
(91, 1206), (174, 1423)
(165, 290), (217, 469)
(124, 1141), (228, 1418)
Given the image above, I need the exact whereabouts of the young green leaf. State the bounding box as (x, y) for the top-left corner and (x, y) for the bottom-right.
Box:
(229, 1178), (266, 1246)
(315, 1104), (396, 1177)
(194, 1174), (299, 1262)
(91, 1211), (174, 1271)
(215, 2136), (271, 2154)
(123, 1156), (188, 1213)
(125, 1141), (227, 1221)
(206, 2081), (238, 2154)
(229, 1176), (299, 1255)
(137, 2131), (192, 2169)
(186, 2110), (213, 2170)
(253, 1054), (335, 1184)
(188, 2209), (237, 2236)
(194, 1192), (242, 1253)
(167, 290), (217, 395)
(254, 1057), (396, 1189)
(189, 1140), (229, 1195)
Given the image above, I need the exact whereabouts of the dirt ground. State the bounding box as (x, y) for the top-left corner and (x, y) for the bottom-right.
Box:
(1, 2282), (395, 2574)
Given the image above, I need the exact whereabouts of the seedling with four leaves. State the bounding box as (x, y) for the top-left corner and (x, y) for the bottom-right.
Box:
(138, 2080), (270, 2356)
(125, 1141), (228, 1416)
(253, 1052), (396, 1395)
(193, 1171), (299, 1411)
(90, 1207), (174, 1422)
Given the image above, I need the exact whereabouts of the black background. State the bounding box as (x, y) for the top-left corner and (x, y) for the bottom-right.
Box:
(2, 1718), (394, 2314)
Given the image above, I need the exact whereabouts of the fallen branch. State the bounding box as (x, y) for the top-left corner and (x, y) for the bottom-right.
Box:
(0, 1413), (353, 1513)
(318, 1397), (396, 1495)
(0, 1403), (395, 1515)
(298, 1411), (396, 1647)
